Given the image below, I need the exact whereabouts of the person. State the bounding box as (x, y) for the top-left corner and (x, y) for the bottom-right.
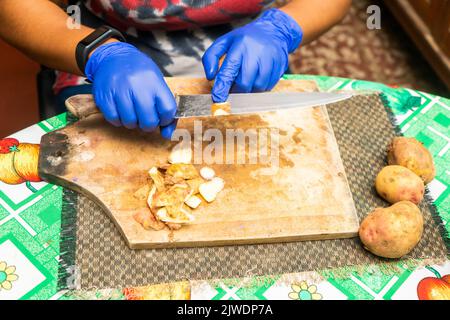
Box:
(0, 0), (351, 139)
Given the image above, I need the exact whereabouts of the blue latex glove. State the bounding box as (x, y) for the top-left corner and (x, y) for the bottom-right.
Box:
(85, 42), (177, 139)
(202, 8), (303, 102)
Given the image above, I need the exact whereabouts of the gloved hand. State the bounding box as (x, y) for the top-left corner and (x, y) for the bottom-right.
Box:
(85, 42), (177, 139)
(202, 8), (303, 102)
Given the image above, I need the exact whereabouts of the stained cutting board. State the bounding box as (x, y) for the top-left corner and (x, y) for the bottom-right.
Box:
(38, 78), (359, 249)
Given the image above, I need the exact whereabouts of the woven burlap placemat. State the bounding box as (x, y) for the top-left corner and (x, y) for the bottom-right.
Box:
(58, 94), (448, 290)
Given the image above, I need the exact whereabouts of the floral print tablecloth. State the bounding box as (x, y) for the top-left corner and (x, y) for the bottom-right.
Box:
(0, 75), (449, 300)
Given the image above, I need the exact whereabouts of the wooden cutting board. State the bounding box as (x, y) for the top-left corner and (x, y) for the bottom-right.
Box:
(38, 78), (359, 249)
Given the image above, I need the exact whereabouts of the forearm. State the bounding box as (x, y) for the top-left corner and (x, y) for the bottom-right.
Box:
(280, 0), (351, 44)
(0, 0), (100, 74)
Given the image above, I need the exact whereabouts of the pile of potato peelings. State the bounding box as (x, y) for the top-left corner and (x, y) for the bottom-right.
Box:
(133, 103), (230, 231)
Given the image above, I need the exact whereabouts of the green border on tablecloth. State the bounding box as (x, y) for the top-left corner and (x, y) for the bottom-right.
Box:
(0, 184), (54, 211)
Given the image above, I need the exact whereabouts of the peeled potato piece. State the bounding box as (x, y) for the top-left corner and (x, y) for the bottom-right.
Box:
(168, 144), (192, 164)
(211, 102), (231, 116)
(213, 109), (230, 116)
(185, 195), (202, 209)
(210, 177), (225, 193)
(200, 167), (215, 180)
(199, 177), (225, 203)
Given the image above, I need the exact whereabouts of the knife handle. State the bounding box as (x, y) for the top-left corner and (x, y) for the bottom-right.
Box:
(65, 93), (181, 119)
(65, 76), (184, 119)
(65, 94), (100, 119)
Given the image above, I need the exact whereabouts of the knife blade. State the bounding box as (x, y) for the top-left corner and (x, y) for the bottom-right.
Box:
(175, 92), (353, 118)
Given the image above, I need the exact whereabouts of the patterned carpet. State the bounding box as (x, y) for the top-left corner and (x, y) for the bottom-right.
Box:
(284, 0), (448, 96)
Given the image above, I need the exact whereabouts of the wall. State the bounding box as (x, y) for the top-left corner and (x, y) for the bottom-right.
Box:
(0, 40), (40, 137)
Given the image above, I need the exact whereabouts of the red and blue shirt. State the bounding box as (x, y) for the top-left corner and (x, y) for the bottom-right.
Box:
(85, 0), (273, 31)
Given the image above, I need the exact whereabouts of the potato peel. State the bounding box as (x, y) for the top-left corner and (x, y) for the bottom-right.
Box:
(133, 183), (151, 201)
(186, 177), (204, 194)
(166, 163), (199, 179)
(164, 174), (186, 186)
(153, 183), (191, 208)
(146, 185), (157, 210)
(133, 208), (165, 231)
(156, 206), (194, 224)
(166, 222), (182, 230)
(148, 167), (166, 191)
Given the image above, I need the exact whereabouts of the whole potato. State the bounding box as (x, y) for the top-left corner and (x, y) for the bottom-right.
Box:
(387, 137), (435, 184)
(359, 201), (423, 258)
(375, 165), (424, 204)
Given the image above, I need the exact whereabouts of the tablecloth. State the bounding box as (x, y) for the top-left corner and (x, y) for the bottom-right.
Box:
(0, 75), (448, 300)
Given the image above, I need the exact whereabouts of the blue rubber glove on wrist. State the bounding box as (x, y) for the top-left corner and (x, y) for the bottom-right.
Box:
(202, 8), (303, 103)
(85, 42), (177, 139)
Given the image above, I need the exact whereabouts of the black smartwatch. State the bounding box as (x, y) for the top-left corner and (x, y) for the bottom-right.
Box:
(75, 25), (126, 75)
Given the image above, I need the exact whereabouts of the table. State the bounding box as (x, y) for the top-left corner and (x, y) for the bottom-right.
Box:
(0, 75), (448, 300)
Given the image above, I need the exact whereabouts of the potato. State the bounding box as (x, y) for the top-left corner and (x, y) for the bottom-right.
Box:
(185, 195), (202, 209)
(168, 143), (192, 164)
(199, 177), (225, 203)
(387, 137), (435, 184)
(375, 165), (424, 204)
(359, 201), (423, 258)
(211, 102), (231, 116)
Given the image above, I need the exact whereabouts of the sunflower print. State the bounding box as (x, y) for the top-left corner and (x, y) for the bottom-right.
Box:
(288, 281), (322, 300)
(0, 261), (19, 291)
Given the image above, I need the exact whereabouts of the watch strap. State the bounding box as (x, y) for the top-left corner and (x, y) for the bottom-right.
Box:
(75, 26), (126, 75)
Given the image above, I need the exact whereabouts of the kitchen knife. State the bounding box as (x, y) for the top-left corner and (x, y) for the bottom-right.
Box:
(66, 92), (353, 119)
(175, 92), (353, 118)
